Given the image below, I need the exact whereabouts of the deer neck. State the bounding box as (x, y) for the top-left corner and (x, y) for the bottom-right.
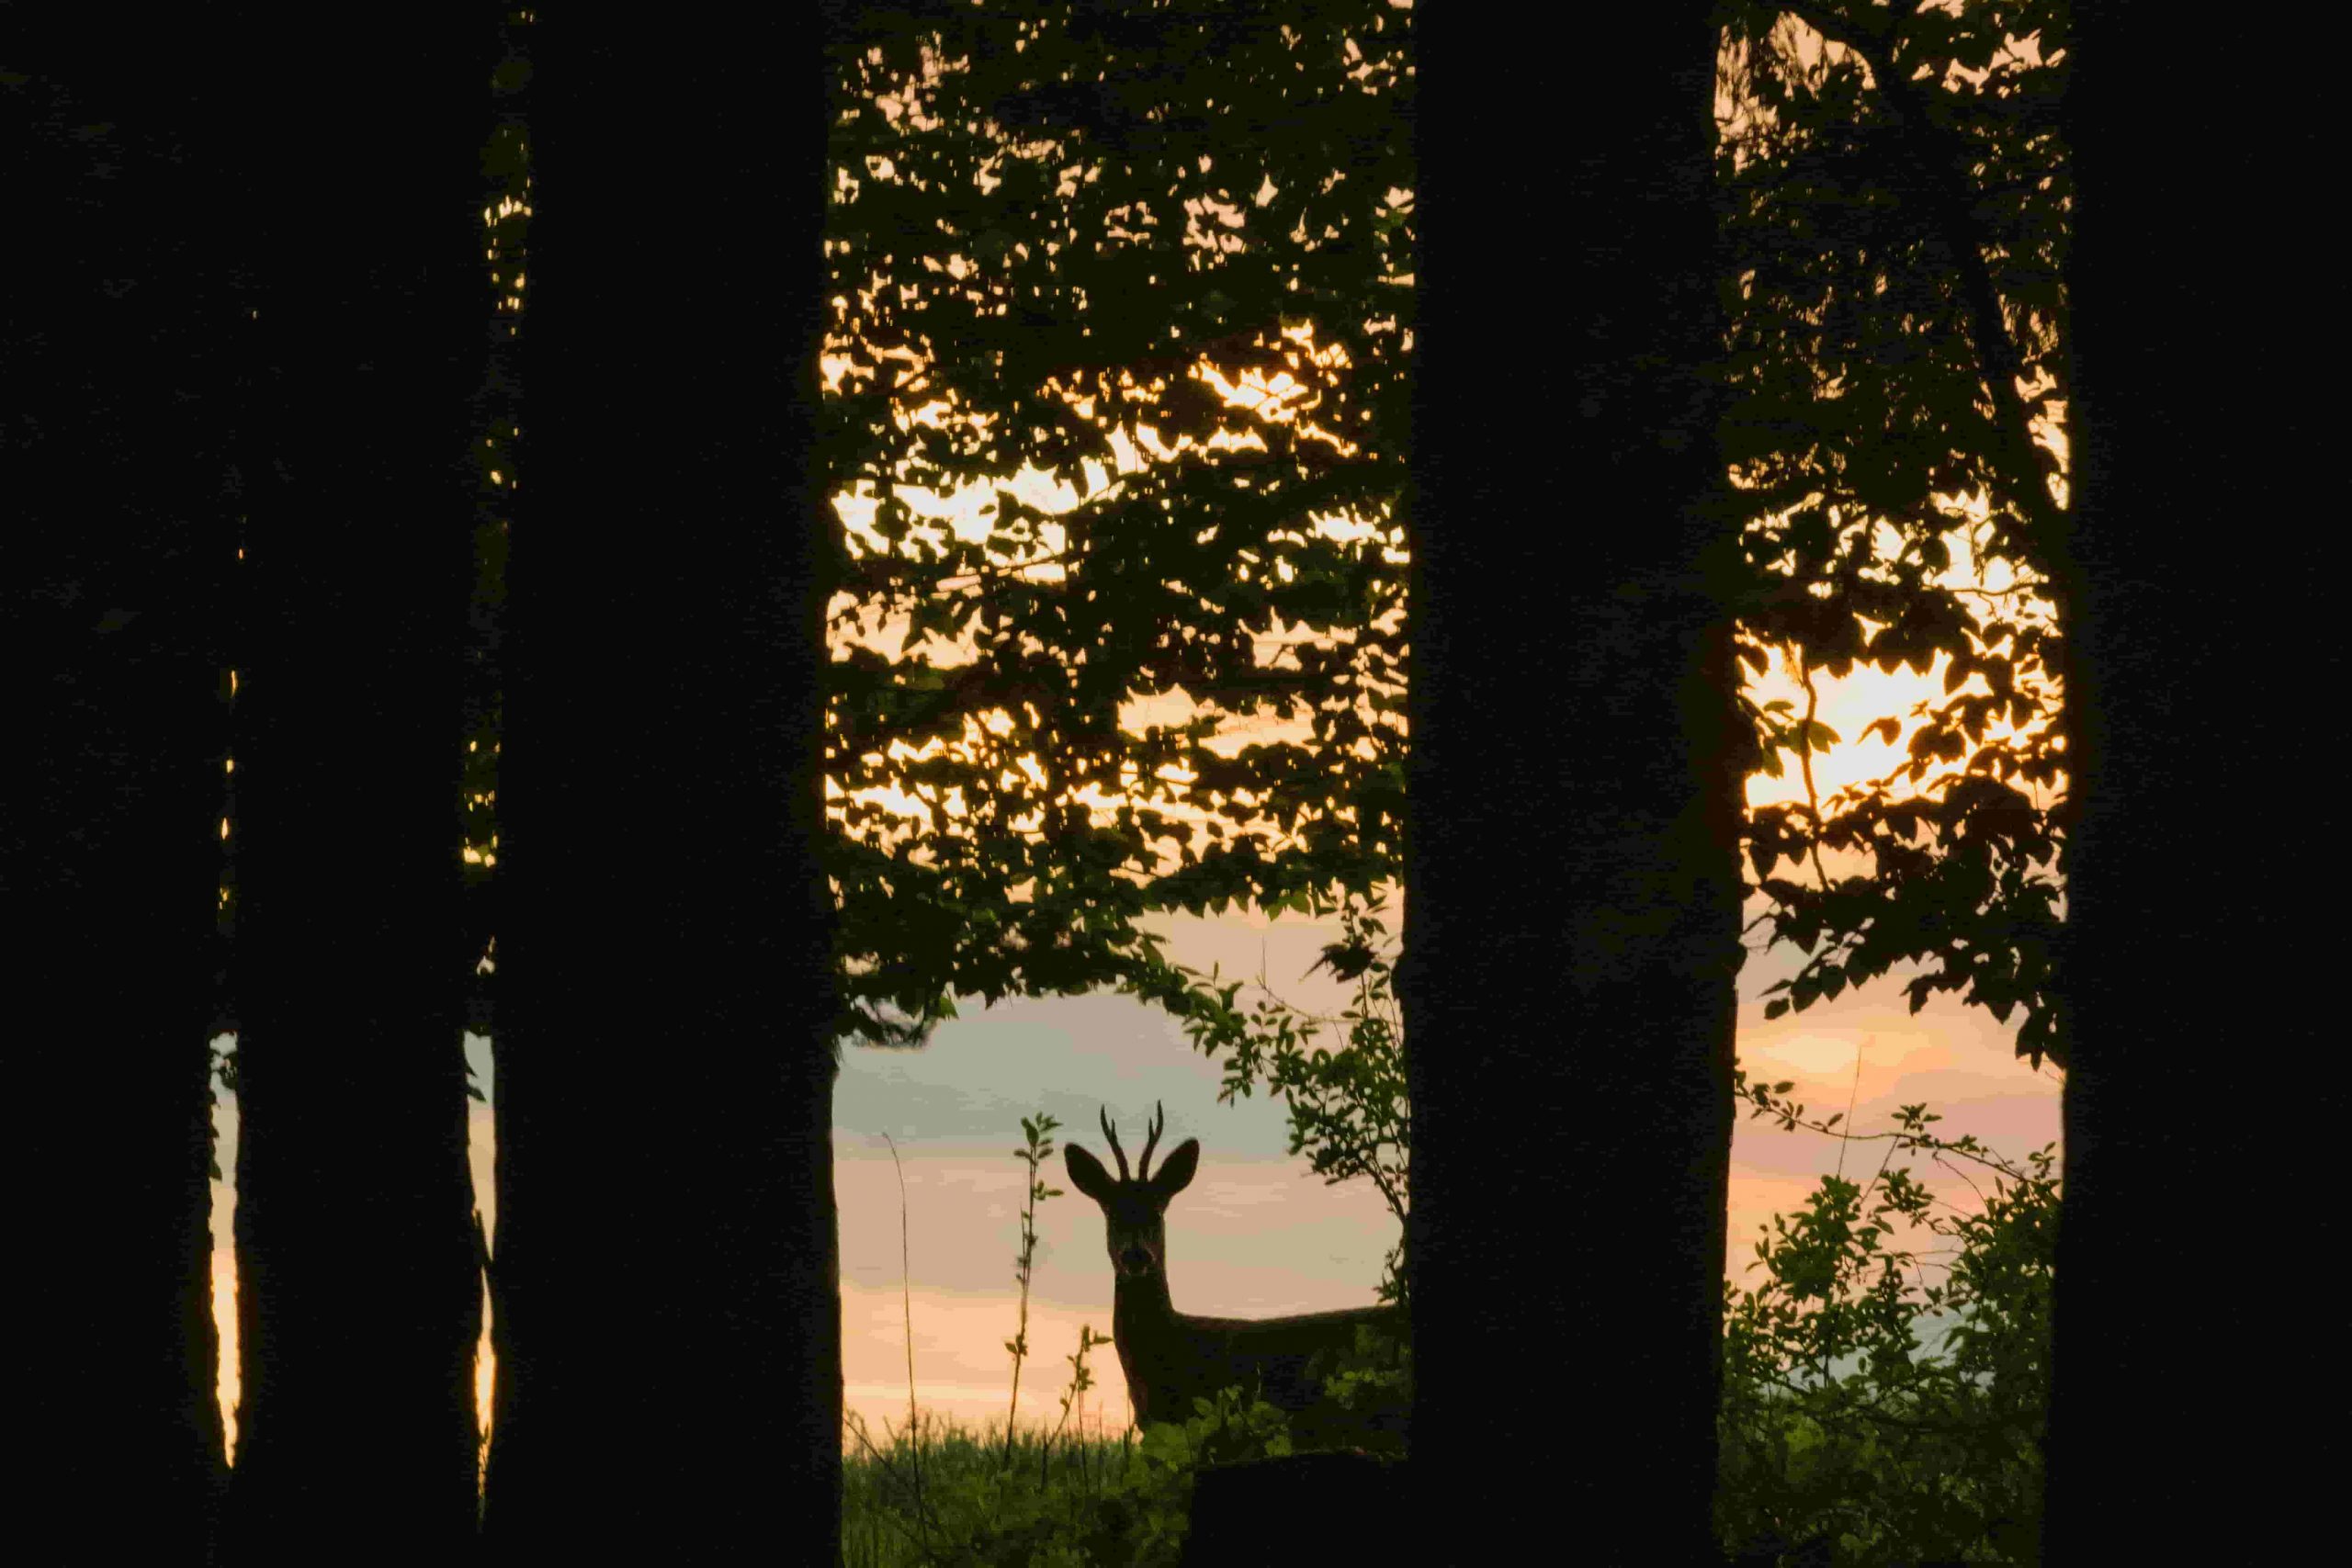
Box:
(1112, 1264), (1178, 1335)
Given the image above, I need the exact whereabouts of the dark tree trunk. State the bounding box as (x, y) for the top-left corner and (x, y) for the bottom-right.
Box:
(481, 8), (844, 1558)
(223, 11), (500, 1553)
(2044, 10), (2334, 1558)
(1402, 6), (1744, 1560)
(7, 21), (240, 1552)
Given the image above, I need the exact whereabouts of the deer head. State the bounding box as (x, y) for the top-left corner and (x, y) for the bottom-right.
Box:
(1063, 1100), (1201, 1284)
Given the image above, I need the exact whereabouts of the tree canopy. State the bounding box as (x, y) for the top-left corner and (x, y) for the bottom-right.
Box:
(461, 0), (2076, 1078)
(1717, 0), (2070, 1066)
(821, 2), (1414, 1043)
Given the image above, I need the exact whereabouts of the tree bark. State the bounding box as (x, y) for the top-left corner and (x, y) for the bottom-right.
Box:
(223, 10), (499, 1553)
(1402, 6), (1745, 1560)
(2044, 8), (2335, 1557)
(481, 7), (845, 1557)
(7, 19), (241, 1553)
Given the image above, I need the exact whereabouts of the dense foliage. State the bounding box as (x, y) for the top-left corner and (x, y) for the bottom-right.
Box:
(1717, 1), (2073, 1067)
(822, 2), (1414, 1043)
(1716, 1076), (2052, 1562)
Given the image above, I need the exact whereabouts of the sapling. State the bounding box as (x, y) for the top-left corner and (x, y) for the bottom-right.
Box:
(1002, 1111), (1062, 1469)
(1044, 1325), (1112, 1490)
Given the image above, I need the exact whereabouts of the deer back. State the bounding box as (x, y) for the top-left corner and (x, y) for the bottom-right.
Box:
(1132, 1302), (1405, 1438)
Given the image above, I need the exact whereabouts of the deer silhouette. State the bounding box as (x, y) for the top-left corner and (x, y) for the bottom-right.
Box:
(1064, 1101), (1407, 1449)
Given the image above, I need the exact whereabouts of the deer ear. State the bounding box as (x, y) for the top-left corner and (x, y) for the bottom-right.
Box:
(1064, 1143), (1113, 1201)
(1153, 1137), (1201, 1198)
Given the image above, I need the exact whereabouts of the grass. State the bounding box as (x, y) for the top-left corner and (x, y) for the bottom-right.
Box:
(842, 1407), (1172, 1568)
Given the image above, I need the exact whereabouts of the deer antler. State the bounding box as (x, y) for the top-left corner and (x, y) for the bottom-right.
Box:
(1100, 1100), (1170, 1182)
(1139, 1100), (1165, 1180)
(1101, 1105), (1131, 1181)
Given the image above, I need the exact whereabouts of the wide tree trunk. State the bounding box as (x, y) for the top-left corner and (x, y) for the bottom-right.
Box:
(8, 20), (241, 1552)
(1402, 5), (1745, 1560)
(224, 11), (500, 1553)
(2044, 9), (2333, 1558)
(480, 8), (845, 1558)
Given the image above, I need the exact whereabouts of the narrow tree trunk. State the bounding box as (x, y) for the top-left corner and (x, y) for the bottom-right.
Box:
(2044, 9), (2333, 1557)
(224, 11), (499, 1553)
(8, 21), (240, 1552)
(481, 8), (844, 1557)
(1402, 6), (1744, 1559)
